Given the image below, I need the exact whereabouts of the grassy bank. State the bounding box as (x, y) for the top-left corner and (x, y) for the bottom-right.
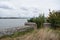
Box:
(0, 28), (60, 40)
(0, 28), (34, 39)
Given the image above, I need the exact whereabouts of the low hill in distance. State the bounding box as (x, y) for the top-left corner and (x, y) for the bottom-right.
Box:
(0, 17), (31, 19)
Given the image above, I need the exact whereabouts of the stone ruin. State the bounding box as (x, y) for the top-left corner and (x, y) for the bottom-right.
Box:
(43, 23), (51, 28)
(25, 22), (37, 30)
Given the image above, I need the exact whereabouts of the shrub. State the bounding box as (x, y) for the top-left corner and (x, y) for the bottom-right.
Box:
(28, 14), (45, 28)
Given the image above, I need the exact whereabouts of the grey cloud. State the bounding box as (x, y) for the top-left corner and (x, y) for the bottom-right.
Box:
(0, 6), (42, 17)
(20, 7), (28, 11)
(0, 5), (13, 9)
(0, 9), (19, 17)
(19, 7), (40, 17)
(32, 8), (40, 13)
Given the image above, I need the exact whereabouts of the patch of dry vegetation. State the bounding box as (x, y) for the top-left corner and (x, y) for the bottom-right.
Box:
(0, 28), (60, 40)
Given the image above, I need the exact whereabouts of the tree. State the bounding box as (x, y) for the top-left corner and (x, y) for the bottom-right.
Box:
(28, 14), (45, 28)
(47, 10), (60, 29)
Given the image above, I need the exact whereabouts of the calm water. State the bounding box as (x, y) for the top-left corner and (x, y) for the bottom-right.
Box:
(0, 19), (27, 30)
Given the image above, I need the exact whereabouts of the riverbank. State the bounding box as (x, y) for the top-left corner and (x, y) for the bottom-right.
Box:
(0, 26), (34, 37)
(0, 28), (60, 40)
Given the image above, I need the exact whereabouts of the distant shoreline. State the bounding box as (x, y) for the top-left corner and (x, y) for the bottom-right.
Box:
(0, 17), (30, 19)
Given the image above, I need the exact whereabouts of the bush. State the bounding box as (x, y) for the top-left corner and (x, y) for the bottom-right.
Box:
(28, 14), (45, 28)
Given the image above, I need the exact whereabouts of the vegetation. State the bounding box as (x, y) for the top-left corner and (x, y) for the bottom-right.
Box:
(0, 28), (60, 40)
(47, 10), (60, 29)
(28, 14), (45, 28)
(0, 28), (34, 39)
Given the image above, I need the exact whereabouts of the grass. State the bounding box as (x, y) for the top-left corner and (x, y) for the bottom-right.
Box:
(0, 28), (34, 39)
(0, 28), (60, 40)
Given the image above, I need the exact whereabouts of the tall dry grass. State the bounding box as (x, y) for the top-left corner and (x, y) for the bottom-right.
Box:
(0, 28), (60, 40)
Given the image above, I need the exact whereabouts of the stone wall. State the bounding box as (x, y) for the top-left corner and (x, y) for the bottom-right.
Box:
(25, 22), (37, 30)
(43, 23), (51, 28)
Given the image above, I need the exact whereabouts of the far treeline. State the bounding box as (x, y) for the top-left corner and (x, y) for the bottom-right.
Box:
(0, 17), (29, 19)
(28, 10), (60, 29)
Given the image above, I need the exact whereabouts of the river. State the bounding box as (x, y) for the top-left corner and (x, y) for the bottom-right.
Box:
(0, 19), (27, 30)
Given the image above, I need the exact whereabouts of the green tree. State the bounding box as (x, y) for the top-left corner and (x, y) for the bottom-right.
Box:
(28, 14), (45, 28)
(47, 10), (60, 29)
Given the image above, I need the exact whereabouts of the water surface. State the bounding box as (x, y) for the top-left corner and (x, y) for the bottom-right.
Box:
(0, 19), (27, 30)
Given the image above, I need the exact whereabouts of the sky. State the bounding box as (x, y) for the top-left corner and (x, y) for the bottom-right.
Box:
(0, 0), (60, 17)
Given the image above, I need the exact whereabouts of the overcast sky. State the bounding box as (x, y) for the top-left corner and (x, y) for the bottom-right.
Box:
(0, 0), (60, 17)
